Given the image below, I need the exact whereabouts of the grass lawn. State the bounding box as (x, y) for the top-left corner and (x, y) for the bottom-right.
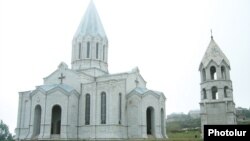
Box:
(166, 130), (203, 141)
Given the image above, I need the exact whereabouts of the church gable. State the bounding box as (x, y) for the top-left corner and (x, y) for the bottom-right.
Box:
(31, 84), (79, 97)
(97, 67), (147, 93)
(220, 59), (231, 69)
(43, 62), (95, 92)
(127, 87), (162, 99)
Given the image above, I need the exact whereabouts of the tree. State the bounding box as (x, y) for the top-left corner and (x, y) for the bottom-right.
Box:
(0, 120), (14, 141)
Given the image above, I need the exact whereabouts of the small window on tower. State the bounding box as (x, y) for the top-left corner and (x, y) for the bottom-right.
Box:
(78, 43), (81, 59)
(103, 45), (105, 61)
(96, 43), (99, 59)
(87, 42), (90, 58)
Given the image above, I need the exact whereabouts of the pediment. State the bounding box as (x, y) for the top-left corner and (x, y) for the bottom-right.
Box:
(30, 84), (79, 97)
(127, 87), (163, 100)
(43, 63), (95, 88)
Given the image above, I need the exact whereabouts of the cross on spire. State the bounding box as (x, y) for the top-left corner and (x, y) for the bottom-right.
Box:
(58, 73), (66, 84)
(211, 29), (213, 39)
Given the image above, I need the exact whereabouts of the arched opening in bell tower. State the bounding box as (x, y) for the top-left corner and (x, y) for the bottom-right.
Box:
(224, 86), (229, 98)
(203, 88), (207, 99)
(210, 66), (217, 80)
(221, 66), (226, 79)
(202, 68), (206, 81)
(212, 86), (218, 100)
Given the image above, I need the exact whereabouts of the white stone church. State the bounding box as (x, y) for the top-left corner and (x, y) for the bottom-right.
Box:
(15, 1), (167, 140)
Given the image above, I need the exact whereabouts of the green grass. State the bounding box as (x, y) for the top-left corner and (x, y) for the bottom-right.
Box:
(167, 130), (203, 141)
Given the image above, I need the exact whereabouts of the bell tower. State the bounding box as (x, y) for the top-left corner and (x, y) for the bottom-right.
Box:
(71, 0), (108, 76)
(199, 35), (237, 137)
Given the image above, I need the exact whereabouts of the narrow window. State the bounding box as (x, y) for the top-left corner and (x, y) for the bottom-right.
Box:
(212, 86), (218, 100)
(119, 93), (122, 124)
(224, 86), (229, 98)
(96, 43), (99, 59)
(203, 89), (207, 99)
(221, 66), (226, 79)
(101, 92), (106, 124)
(202, 68), (206, 81)
(85, 94), (90, 125)
(103, 45), (105, 61)
(78, 43), (81, 59)
(87, 42), (90, 58)
(210, 66), (217, 80)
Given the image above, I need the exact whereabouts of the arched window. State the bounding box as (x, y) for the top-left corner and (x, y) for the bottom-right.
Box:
(210, 66), (217, 80)
(203, 88), (207, 99)
(202, 69), (206, 81)
(85, 94), (90, 125)
(87, 42), (90, 58)
(78, 43), (81, 59)
(96, 43), (99, 59)
(119, 93), (122, 124)
(212, 86), (218, 100)
(224, 86), (229, 98)
(103, 45), (105, 61)
(51, 105), (61, 134)
(101, 92), (106, 124)
(221, 66), (226, 79)
(33, 105), (42, 137)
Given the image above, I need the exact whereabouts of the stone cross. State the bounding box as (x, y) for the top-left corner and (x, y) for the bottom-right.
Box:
(58, 73), (66, 84)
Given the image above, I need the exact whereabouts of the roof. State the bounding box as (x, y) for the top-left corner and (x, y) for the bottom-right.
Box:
(127, 87), (166, 100)
(74, 0), (107, 39)
(133, 87), (162, 96)
(200, 37), (230, 68)
(38, 84), (75, 93)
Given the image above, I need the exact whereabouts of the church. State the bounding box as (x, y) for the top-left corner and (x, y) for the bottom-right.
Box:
(15, 1), (167, 140)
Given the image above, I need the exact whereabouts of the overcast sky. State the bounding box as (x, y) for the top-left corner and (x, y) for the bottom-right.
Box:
(0, 0), (250, 134)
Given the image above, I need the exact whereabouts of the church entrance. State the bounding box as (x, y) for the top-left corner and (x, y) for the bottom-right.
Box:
(146, 107), (155, 136)
(161, 108), (165, 138)
(33, 105), (41, 138)
(51, 105), (61, 135)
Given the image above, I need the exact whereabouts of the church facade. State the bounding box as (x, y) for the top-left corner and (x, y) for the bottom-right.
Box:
(15, 1), (167, 140)
(199, 35), (237, 137)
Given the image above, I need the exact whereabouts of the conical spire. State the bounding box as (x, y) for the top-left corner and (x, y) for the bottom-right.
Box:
(200, 37), (230, 68)
(74, 0), (107, 38)
(71, 0), (109, 76)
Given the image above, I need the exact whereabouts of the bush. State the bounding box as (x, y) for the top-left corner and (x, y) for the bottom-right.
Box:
(0, 120), (14, 141)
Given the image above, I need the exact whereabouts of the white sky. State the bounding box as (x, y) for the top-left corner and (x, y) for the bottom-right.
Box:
(0, 0), (250, 134)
